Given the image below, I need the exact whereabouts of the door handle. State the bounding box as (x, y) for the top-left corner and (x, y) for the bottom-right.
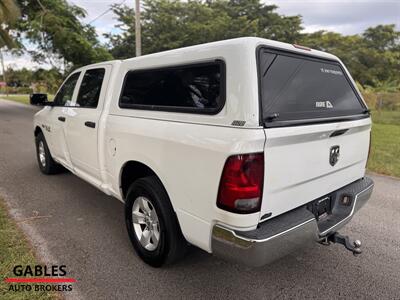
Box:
(329, 129), (349, 138)
(58, 116), (66, 122)
(84, 121), (96, 128)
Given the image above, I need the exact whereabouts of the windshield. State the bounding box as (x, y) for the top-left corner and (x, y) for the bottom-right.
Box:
(259, 49), (366, 126)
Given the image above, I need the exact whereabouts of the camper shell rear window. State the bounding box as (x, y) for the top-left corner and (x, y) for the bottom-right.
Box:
(258, 48), (368, 127)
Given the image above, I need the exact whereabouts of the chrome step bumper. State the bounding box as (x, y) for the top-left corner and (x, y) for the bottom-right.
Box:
(211, 177), (374, 267)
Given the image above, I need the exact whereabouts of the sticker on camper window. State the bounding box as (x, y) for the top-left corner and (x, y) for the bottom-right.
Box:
(315, 101), (334, 108)
(320, 68), (343, 76)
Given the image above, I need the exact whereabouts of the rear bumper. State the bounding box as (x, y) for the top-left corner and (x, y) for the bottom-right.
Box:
(211, 177), (374, 267)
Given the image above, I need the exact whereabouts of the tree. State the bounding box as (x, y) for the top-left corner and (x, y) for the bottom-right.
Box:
(5, 67), (62, 93)
(363, 24), (400, 52)
(5, 68), (32, 88)
(300, 25), (400, 88)
(106, 0), (303, 59)
(32, 68), (63, 93)
(15, 0), (112, 69)
(0, 0), (20, 49)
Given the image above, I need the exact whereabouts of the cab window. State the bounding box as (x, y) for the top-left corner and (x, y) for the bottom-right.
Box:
(53, 72), (81, 106)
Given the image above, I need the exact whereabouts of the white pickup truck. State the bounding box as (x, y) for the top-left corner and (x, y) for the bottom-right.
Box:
(32, 37), (374, 267)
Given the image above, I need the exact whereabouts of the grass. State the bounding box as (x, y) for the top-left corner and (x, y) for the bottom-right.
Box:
(0, 94), (31, 105)
(371, 110), (400, 126)
(0, 199), (57, 300)
(368, 123), (400, 178)
(0, 94), (54, 105)
(368, 109), (400, 177)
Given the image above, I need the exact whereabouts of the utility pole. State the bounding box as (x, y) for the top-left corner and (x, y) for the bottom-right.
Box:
(0, 49), (8, 96)
(135, 0), (141, 57)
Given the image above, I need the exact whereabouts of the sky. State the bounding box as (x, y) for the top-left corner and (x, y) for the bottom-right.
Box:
(4, 0), (400, 70)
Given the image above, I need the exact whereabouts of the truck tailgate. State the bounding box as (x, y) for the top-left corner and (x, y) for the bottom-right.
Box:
(260, 117), (371, 220)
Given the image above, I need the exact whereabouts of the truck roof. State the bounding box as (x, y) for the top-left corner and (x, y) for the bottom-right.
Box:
(122, 37), (339, 63)
(79, 37), (339, 71)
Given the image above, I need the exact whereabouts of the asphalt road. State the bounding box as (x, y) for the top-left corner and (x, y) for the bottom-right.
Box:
(0, 99), (399, 300)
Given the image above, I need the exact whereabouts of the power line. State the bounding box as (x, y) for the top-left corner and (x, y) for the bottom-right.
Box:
(88, 0), (127, 25)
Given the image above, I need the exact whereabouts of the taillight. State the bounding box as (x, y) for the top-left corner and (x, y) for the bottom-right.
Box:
(217, 153), (264, 214)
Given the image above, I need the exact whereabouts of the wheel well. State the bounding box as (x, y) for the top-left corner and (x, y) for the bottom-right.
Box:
(34, 126), (42, 137)
(120, 161), (157, 199)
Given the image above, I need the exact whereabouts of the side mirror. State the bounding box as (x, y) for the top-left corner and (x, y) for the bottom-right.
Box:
(30, 93), (51, 106)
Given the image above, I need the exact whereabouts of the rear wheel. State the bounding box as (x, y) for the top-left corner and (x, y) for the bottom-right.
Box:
(35, 132), (62, 174)
(125, 176), (187, 267)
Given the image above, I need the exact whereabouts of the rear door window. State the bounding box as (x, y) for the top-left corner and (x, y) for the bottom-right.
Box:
(76, 68), (105, 108)
(259, 49), (366, 126)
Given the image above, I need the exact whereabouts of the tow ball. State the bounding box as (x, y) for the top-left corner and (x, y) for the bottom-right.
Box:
(319, 232), (362, 256)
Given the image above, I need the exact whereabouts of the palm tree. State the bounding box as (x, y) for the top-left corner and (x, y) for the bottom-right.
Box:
(0, 0), (20, 49)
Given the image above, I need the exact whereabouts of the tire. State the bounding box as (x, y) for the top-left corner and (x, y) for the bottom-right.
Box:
(35, 132), (62, 174)
(125, 176), (187, 267)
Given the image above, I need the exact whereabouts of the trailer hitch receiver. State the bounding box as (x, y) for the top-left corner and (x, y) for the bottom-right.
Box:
(320, 232), (362, 256)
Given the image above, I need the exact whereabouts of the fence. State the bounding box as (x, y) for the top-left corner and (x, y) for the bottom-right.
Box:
(362, 92), (400, 111)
